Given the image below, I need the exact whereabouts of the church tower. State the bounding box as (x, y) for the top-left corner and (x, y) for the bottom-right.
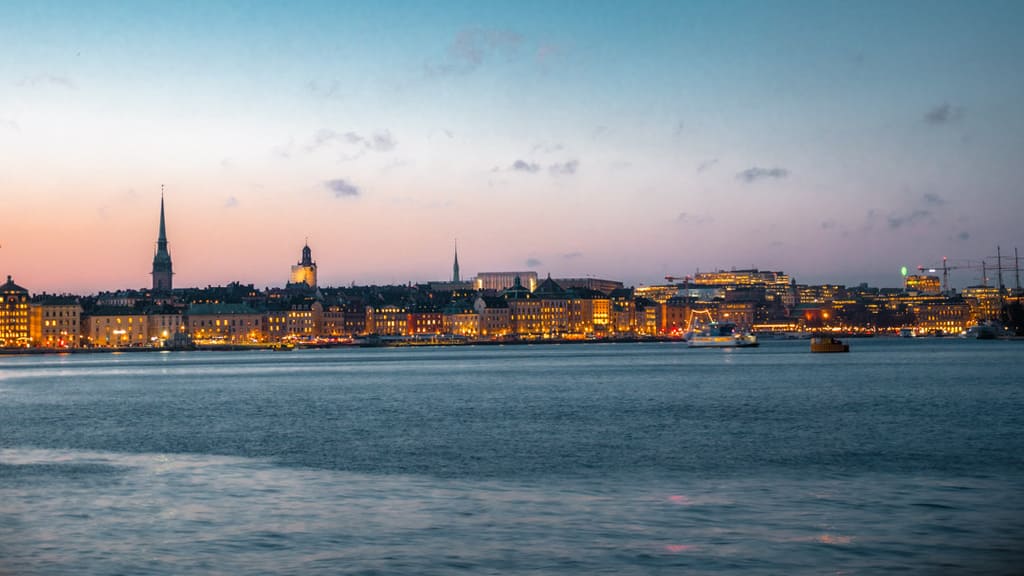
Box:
(289, 241), (318, 288)
(452, 240), (461, 283)
(151, 189), (173, 292)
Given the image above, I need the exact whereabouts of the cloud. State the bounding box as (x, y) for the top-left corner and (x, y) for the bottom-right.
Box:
(673, 121), (685, 138)
(525, 258), (542, 268)
(562, 251), (583, 260)
(887, 209), (931, 229)
(325, 179), (360, 198)
(531, 142), (564, 154)
(697, 158), (719, 173)
(0, 118), (19, 132)
(306, 79), (344, 100)
(427, 27), (523, 76)
(820, 219), (837, 230)
(736, 166), (789, 183)
(924, 103), (965, 125)
(536, 42), (563, 64)
(548, 159), (579, 175)
(512, 160), (541, 173)
(307, 129), (396, 155)
(957, 231), (970, 241)
(922, 192), (945, 206)
(18, 74), (75, 89)
(676, 212), (713, 225)
(225, 196), (239, 208)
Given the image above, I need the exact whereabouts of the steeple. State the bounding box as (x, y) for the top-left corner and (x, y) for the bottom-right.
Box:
(452, 240), (461, 283)
(151, 186), (173, 292)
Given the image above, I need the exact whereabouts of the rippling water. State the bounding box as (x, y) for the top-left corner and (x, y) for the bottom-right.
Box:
(2, 340), (1023, 574)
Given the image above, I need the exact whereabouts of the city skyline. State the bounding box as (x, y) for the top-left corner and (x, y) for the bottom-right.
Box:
(2, 1), (1023, 293)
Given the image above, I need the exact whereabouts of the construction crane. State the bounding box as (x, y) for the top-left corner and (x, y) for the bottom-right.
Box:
(664, 275), (692, 284)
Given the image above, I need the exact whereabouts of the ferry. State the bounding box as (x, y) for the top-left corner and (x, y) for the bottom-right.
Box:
(810, 336), (849, 353)
(687, 322), (758, 348)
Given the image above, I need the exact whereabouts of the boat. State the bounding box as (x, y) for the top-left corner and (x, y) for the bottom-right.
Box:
(687, 322), (758, 348)
(271, 342), (296, 351)
(810, 336), (849, 353)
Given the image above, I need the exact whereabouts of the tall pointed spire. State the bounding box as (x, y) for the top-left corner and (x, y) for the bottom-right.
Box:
(452, 239), (461, 283)
(157, 186), (168, 249)
(152, 186), (173, 292)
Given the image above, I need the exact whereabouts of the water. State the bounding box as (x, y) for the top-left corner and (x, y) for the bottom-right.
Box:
(2, 340), (1022, 574)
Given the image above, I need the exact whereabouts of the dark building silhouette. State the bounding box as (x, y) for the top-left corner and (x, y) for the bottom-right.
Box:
(152, 191), (173, 292)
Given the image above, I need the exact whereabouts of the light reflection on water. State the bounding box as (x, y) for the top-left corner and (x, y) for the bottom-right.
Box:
(2, 447), (1023, 575)
(2, 340), (1024, 574)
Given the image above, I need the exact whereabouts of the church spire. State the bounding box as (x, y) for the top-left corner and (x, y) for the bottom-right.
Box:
(152, 186), (173, 292)
(452, 240), (461, 283)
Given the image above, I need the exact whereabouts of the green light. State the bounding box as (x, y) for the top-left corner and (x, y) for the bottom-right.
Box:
(901, 266), (908, 277)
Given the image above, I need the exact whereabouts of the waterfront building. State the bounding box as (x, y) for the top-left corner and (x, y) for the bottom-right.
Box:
(407, 305), (444, 336)
(662, 297), (691, 336)
(961, 286), (1003, 322)
(475, 272), (538, 293)
(913, 299), (971, 335)
(534, 276), (569, 336)
(29, 295), (82, 348)
(504, 277), (543, 337)
(289, 242), (318, 288)
(187, 303), (264, 344)
(365, 304), (407, 336)
(474, 296), (510, 338)
(83, 307), (149, 347)
(152, 193), (174, 292)
(146, 304), (184, 346)
(266, 300), (321, 341)
(0, 276), (30, 347)
(566, 288), (611, 336)
(609, 288), (636, 334)
(443, 300), (479, 337)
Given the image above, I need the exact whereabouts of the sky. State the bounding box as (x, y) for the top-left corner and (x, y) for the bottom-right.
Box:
(2, 0), (1023, 294)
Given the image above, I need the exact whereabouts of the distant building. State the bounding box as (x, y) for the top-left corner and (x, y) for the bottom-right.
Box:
(452, 241), (461, 282)
(83, 307), (149, 347)
(29, 295), (82, 348)
(152, 192), (174, 292)
(475, 272), (538, 293)
(905, 275), (941, 295)
(555, 278), (623, 296)
(0, 276), (30, 347)
(289, 242), (318, 288)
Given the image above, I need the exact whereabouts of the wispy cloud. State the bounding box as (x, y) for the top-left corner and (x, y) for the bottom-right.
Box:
(0, 118), (19, 132)
(924, 103), (965, 125)
(427, 27), (523, 76)
(887, 209), (931, 229)
(525, 257), (542, 268)
(736, 166), (789, 183)
(562, 251), (583, 260)
(820, 219), (837, 230)
(957, 231), (970, 241)
(548, 159), (579, 175)
(225, 196), (239, 208)
(325, 179), (360, 198)
(922, 192), (945, 206)
(673, 120), (685, 138)
(307, 129), (396, 155)
(306, 79), (344, 100)
(18, 74), (76, 89)
(697, 158), (719, 173)
(511, 160), (541, 173)
(676, 212), (713, 225)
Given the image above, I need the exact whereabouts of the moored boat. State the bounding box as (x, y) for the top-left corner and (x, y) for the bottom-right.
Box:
(810, 336), (849, 353)
(688, 322), (758, 348)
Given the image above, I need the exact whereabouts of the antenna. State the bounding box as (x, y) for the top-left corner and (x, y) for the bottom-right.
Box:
(997, 245), (1005, 292)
